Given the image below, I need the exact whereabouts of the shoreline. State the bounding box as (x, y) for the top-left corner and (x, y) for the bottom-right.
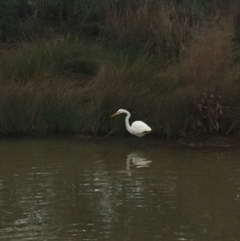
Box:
(0, 133), (238, 149)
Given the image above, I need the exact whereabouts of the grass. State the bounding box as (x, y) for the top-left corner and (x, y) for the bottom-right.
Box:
(0, 38), (102, 84)
(103, 2), (196, 63)
(0, 2), (240, 137)
(0, 39), (197, 136)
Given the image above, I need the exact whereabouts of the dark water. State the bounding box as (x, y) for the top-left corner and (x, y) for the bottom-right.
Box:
(0, 138), (240, 241)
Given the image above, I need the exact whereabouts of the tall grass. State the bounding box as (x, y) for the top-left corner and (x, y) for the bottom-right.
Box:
(176, 17), (238, 134)
(103, 2), (196, 63)
(0, 1), (240, 137)
(0, 38), (197, 136)
(0, 81), (90, 134)
(0, 38), (102, 83)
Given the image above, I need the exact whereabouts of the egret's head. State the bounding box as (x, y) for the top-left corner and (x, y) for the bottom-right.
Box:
(111, 109), (125, 117)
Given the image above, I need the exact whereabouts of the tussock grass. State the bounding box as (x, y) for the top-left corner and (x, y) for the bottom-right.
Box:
(0, 81), (87, 134)
(0, 38), (101, 83)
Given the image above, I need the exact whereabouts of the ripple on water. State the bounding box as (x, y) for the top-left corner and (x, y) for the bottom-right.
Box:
(1, 139), (240, 241)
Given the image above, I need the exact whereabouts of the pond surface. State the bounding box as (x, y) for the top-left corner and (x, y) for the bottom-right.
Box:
(0, 137), (240, 241)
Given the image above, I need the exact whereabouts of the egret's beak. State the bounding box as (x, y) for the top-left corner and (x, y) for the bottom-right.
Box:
(111, 112), (118, 118)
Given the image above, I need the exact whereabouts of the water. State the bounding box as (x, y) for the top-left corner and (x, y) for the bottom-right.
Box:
(0, 138), (240, 241)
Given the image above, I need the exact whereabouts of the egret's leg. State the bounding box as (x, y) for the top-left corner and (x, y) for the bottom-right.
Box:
(138, 138), (144, 146)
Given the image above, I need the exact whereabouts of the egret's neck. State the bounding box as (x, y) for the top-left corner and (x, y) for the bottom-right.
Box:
(124, 110), (131, 132)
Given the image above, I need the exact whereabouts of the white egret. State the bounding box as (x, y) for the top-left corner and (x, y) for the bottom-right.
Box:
(111, 109), (152, 137)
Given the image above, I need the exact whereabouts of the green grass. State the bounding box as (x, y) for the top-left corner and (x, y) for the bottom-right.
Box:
(0, 38), (198, 136)
(0, 1), (240, 137)
(0, 38), (104, 83)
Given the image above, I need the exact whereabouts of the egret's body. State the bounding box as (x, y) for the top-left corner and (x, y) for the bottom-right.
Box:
(111, 109), (152, 137)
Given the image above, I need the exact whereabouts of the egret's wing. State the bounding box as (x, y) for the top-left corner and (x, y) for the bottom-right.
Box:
(131, 121), (152, 133)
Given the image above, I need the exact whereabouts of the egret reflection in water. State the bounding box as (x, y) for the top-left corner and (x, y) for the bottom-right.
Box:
(126, 152), (152, 170)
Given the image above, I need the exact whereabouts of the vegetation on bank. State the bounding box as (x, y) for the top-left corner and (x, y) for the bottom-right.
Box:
(1, 0), (240, 137)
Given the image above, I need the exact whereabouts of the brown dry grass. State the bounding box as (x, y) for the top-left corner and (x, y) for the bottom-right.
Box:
(103, 2), (195, 62)
(178, 19), (233, 90)
(174, 16), (238, 134)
